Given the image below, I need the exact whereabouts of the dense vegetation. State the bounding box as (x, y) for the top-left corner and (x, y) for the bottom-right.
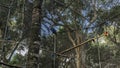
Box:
(0, 0), (120, 68)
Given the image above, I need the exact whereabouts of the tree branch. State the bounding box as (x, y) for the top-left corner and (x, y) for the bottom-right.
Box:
(0, 62), (22, 68)
(0, 40), (15, 43)
(42, 48), (74, 58)
(67, 30), (76, 46)
(60, 34), (103, 54)
(54, 0), (90, 22)
(8, 38), (24, 61)
(0, 3), (10, 8)
(87, 0), (97, 28)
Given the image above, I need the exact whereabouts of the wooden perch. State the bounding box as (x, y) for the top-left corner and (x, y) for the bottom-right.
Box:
(60, 35), (103, 54)
(42, 48), (74, 58)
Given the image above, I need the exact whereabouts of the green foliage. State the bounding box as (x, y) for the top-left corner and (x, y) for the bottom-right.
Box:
(9, 53), (25, 65)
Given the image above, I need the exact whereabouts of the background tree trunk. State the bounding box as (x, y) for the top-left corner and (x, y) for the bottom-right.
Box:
(26, 0), (43, 68)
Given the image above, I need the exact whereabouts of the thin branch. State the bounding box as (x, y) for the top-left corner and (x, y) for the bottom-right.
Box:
(54, 0), (90, 22)
(60, 0), (74, 14)
(85, 12), (120, 29)
(60, 35), (103, 54)
(90, 10), (97, 23)
(0, 40), (15, 43)
(54, 0), (120, 30)
(1, 0), (14, 63)
(8, 38), (24, 61)
(0, 62), (22, 68)
(45, 11), (120, 35)
(42, 48), (74, 58)
(88, 0), (97, 27)
(67, 30), (76, 46)
(75, 29), (81, 52)
(0, 3), (10, 8)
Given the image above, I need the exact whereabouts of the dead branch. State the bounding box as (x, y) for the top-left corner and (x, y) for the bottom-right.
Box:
(42, 48), (74, 58)
(60, 35), (103, 54)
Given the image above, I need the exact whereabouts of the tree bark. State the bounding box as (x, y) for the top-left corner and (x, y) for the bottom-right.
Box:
(67, 28), (82, 68)
(26, 0), (43, 68)
(23, 0), (33, 38)
(76, 51), (80, 68)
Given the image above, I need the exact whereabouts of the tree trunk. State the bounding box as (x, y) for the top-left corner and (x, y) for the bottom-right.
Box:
(76, 51), (80, 68)
(26, 0), (43, 68)
(75, 29), (81, 68)
(23, 0), (33, 37)
(67, 28), (82, 68)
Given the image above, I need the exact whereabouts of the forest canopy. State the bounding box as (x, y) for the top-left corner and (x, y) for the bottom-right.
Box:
(0, 0), (120, 68)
